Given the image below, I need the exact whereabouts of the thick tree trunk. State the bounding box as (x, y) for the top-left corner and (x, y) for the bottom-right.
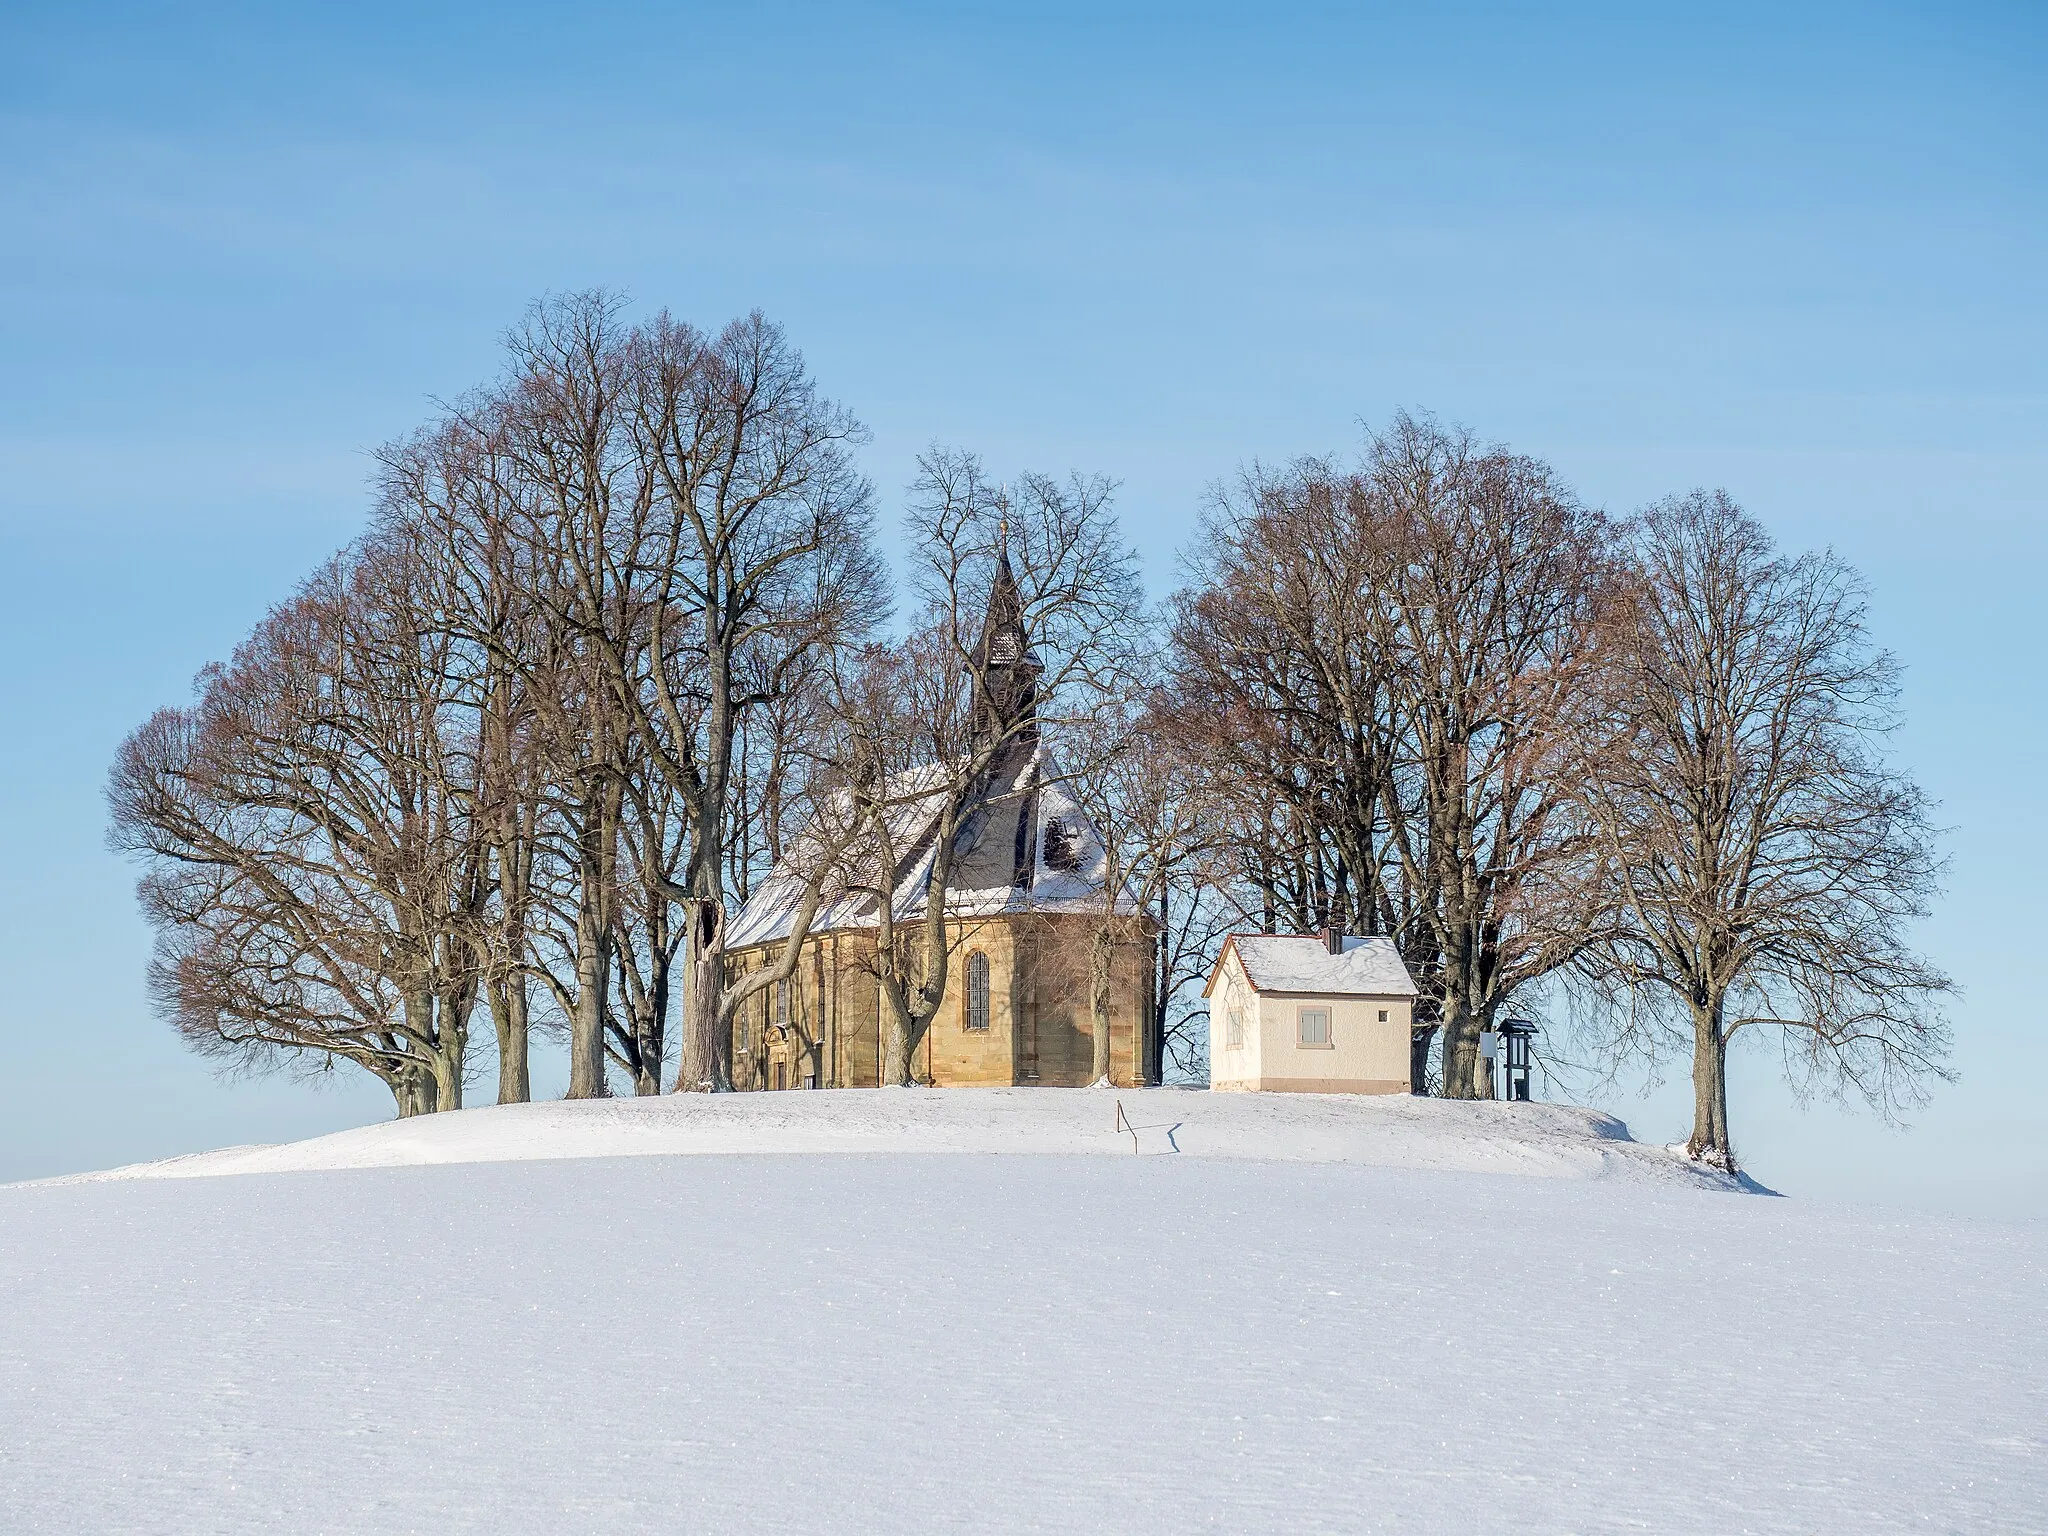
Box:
(1440, 996), (1483, 1099)
(1147, 915), (1167, 1085)
(393, 1068), (434, 1118)
(880, 982), (915, 1087)
(489, 978), (530, 1104)
(567, 909), (611, 1098)
(567, 776), (618, 1099)
(1687, 994), (1735, 1171)
(432, 1030), (465, 1113)
(401, 987), (463, 1113)
(676, 898), (732, 1091)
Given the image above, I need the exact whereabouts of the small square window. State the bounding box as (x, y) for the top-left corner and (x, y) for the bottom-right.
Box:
(1378, 1009), (1389, 1023)
(1298, 1007), (1331, 1047)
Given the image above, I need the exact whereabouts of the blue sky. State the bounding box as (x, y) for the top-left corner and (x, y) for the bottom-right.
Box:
(1, 1), (2042, 1214)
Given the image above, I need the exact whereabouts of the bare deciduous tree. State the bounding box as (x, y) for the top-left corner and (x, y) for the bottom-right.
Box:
(109, 538), (484, 1115)
(1571, 491), (1953, 1170)
(601, 306), (882, 1094)
(1366, 414), (1610, 1098)
(1063, 693), (1223, 1085)
(1164, 418), (1609, 1096)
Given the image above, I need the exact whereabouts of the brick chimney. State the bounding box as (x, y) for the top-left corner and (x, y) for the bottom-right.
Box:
(1323, 926), (1343, 955)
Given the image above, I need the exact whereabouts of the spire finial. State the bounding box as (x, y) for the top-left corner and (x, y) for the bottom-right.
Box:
(996, 482), (1009, 551)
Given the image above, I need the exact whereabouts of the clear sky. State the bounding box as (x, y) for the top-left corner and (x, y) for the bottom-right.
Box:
(2, 1), (2041, 1216)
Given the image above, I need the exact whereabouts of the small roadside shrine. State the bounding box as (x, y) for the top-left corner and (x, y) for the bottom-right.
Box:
(1203, 930), (1418, 1094)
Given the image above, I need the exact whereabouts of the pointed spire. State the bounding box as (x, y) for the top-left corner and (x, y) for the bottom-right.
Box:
(970, 495), (1040, 750)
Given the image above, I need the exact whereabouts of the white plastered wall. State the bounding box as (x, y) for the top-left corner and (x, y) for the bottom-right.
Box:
(1208, 950), (1263, 1090)
(1250, 990), (1412, 1093)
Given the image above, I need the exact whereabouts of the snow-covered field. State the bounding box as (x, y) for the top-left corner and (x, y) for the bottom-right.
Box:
(2, 1091), (2040, 1533)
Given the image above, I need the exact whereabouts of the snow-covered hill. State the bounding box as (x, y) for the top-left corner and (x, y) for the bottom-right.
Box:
(43, 1085), (1743, 1189)
(2, 1093), (2039, 1533)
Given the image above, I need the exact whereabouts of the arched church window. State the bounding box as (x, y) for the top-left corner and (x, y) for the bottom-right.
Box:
(965, 951), (991, 1032)
(774, 977), (790, 1027)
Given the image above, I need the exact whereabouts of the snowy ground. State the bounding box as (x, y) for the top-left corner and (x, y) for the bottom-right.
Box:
(46, 1086), (1745, 1189)
(2, 1093), (2041, 1533)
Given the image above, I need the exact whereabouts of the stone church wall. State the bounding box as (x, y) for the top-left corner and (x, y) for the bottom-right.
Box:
(727, 913), (1157, 1089)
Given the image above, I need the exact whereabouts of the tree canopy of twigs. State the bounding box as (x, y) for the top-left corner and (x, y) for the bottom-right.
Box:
(1565, 492), (1953, 1170)
(1162, 414), (1612, 1100)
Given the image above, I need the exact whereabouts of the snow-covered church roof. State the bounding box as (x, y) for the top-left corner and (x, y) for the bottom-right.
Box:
(1204, 933), (1417, 999)
(724, 742), (1146, 950)
(727, 540), (1147, 952)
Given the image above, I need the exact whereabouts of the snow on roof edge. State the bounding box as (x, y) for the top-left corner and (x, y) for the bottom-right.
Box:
(1203, 933), (1418, 998)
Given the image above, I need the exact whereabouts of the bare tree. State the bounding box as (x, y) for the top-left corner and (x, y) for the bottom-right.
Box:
(458, 293), (645, 1100)
(108, 538), (485, 1115)
(1165, 458), (1413, 942)
(1365, 414), (1611, 1099)
(380, 417), (549, 1104)
(607, 729), (690, 1094)
(378, 294), (883, 1098)
(499, 304), (883, 1094)
(1063, 691), (1224, 1085)
(1164, 421), (1607, 1097)
(1571, 492), (1953, 1170)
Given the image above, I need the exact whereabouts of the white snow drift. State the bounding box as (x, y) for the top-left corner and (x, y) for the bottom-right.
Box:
(45, 1085), (1740, 1188)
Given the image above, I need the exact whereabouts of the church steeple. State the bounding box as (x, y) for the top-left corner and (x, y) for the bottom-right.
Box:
(970, 518), (1041, 750)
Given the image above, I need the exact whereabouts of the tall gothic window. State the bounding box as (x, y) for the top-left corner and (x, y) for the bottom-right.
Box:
(965, 951), (991, 1032)
(774, 977), (790, 1027)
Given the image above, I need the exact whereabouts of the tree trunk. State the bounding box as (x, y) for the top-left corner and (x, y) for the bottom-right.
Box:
(632, 922), (671, 1096)
(1147, 904), (1167, 1085)
(393, 1067), (434, 1118)
(632, 1007), (663, 1095)
(880, 981), (915, 1087)
(1440, 996), (1482, 1099)
(568, 908), (611, 1098)
(489, 978), (530, 1104)
(1408, 1022), (1439, 1094)
(400, 987), (463, 1113)
(567, 774), (618, 1099)
(1089, 926), (1113, 1085)
(432, 1027), (465, 1113)
(1688, 994), (1735, 1171)
(676, 898), (732, 1092)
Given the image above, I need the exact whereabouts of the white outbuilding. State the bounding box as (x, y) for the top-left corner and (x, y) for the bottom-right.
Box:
(1203, 930), (1418, 1094)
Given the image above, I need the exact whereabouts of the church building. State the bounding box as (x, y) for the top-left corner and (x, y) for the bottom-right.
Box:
(721, 547), (1159, 1090)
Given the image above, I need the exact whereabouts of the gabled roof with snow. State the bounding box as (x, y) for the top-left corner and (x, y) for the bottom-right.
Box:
(1203, 933), (1417, 999)
(725, 742), (1147, 951)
